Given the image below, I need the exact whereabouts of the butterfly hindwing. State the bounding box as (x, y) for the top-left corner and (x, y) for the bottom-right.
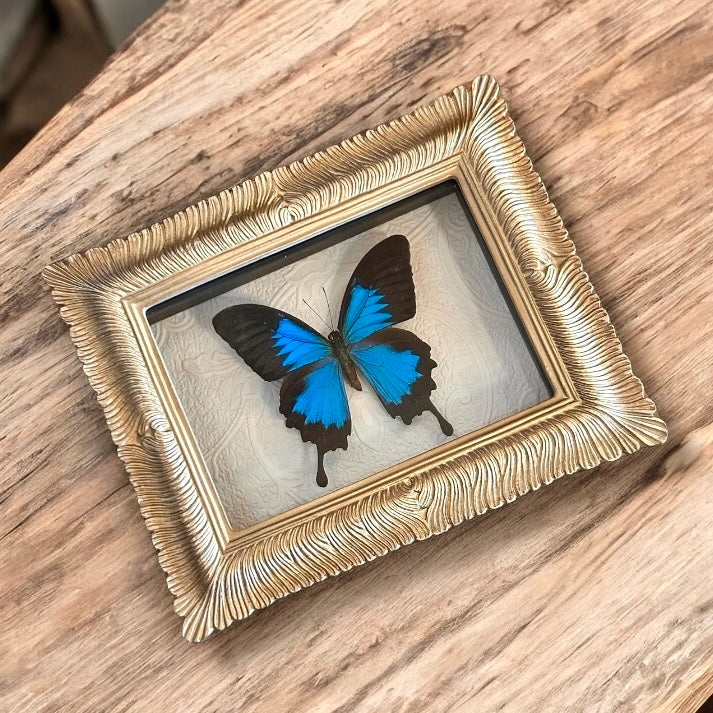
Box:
(349, 328), (453, 435)
(280, 359), (351, 486)
(338, 234), (416, 342)
(212, 304), (331, 381)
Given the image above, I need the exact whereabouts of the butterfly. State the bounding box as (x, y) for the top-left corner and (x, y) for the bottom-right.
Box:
(212, 234), (453, 488)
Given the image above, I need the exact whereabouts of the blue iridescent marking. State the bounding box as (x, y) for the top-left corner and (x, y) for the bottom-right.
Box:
(272, 318), (330, 370)
(350, 343), (419, 404)
(293, 359), (348, 427)
(342, 284), (392, 343)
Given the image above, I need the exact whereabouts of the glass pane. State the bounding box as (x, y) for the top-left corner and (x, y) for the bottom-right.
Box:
(150, 182), (551, 529)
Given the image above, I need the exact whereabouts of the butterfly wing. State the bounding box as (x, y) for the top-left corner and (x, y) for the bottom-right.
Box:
(279, 358), (350, 486)
(339, 235), (452, 435)
(212, 304), (333, 381)
(213, 304), (351, 486)
(349, 328), (453, 435)
(338, 234), (416, 343)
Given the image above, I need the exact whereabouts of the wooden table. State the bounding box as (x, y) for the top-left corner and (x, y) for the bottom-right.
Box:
(2, 1), (712, 710)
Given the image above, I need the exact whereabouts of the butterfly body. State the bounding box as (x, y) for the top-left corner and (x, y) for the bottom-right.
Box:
(327, 330), (363, 392)
(213, 235), (452, 488)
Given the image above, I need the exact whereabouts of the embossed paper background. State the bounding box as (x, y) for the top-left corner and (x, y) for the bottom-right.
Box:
(151, 192), (550, 529)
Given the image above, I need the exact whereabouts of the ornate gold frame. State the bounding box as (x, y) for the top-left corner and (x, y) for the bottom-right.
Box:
(44, 75), (666, 642)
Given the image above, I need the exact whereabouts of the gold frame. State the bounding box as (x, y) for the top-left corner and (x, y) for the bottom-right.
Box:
(44, 76), (666, 642)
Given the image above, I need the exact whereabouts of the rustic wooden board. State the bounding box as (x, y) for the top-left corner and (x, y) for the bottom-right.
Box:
(1, 0), (712, 710)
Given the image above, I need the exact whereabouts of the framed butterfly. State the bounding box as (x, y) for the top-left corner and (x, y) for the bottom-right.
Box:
(212, 234), (453, 487)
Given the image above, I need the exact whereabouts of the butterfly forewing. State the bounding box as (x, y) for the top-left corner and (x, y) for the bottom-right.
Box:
(338, 234), (416, 341)
(212, 305), (331, 381)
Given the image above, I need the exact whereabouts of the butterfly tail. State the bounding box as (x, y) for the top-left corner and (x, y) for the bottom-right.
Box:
(428, 400), (453, 436)
(316, 446), (328, 488)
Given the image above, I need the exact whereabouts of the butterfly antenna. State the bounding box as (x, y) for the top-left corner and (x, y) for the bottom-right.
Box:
(322, 286), (335, 330)
(302, 298), (331, 331)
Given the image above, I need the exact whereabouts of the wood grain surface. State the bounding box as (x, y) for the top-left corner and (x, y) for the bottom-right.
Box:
(1, 0), (712, 711)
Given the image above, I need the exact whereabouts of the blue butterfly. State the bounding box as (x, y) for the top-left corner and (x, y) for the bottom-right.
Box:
(213, 235), (452, 487)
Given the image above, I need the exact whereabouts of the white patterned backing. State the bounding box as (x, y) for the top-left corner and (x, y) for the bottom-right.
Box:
(151, 192), (551, 529)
